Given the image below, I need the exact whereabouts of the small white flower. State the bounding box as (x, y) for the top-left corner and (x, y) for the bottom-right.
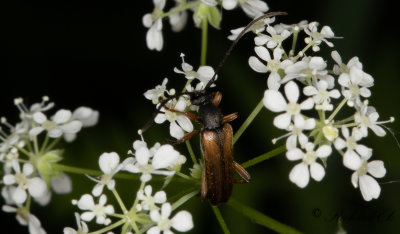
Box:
(137, 185), (167, 211)
(144, 78), (176, 105)
(51, 173), (73, 194)
(147, 203), (193, 234)
(227, 17), (273, 41)
(174, 54), (216, 85)
(287, 142), (332, 188)
(29, 110), (82, 139)
(63, 212), (89, 234)
(303, 80), (340, 111)
(351, 157), (386, 201)
(2, 205), (46, 234)
(124, 141), (180, 182)
(304, 22), (336, 51)
(334, 127), (372, 170)
(284, 117), (316, 150)
(155, 97), (194, 139)
(282, 56), (333, 87)
(249, 47), (293, 90)
(238, 0), (269, 18)
(64, 107), (99, 142)
(89, 152), (134, 196)
(14, 96), (54, 120)
(255, 26), (291, 48)
(263, 81), (314, 130)
(76, 194), (114, 225)
(355, 102), (390, 137)
(275, 20), (308, 34)
(143, 0), (166, 51)
(3, 160), (47, 204)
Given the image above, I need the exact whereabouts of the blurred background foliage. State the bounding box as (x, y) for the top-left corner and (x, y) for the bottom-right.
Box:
(2, 0), (399, 233)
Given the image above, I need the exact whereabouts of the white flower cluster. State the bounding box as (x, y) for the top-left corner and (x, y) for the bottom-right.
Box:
(245, 20), (394, 201)
(0, 97), (98, 233)
(143, 0), (269, 51)
(66, 140), (193, 233)
(144, 54), (216, 140)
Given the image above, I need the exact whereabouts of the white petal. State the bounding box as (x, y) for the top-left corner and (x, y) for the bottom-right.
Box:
(329, 89), (341, 99)
(367, 160), (386, 178)
(78, 194), (95, 210)
(72, 107), (99, 127)
(29, 127), (45, 137)
(146, 20), (163, 51)
(51, 173), (72, 194)
(355, 145), (372, 158)
(52, 109), (72, 124)
(254, 34), (269, 46)
(140, 174), (152, 182)
(310, 163), (325, 181)
(142, 13), (153, 28)
(136, 147), (150, 165)
(255, 46), (271, 62)
(273, 113), (291, 129)
(152, 145), (179, 169)
(370, 125), (386, 137)
(334, 137), (346, 150)
(33, 112), (47, 124)
(150, 209), (161, 222)
(351, 172), (359, 188)
(80, 212), (95, 222)
(286, 135), (297, 150)
(200, 0), (217, 6)
(27, 178), (47, 198)
(197, 66), (214, 83)
(12, 187), (27, 204)
(263, 90), (287, 112)
(48, 128), (63, 138)
(286, 148), (303, 161)
(222, 0), (237, 10)
(176, 116), (193, 133)
(343, 151), (362, 170)
(300, 98), (314, 110)
(284, 81), (299, 103)
(147, 226), (161, 234)
(289, 163), (310, 188)
(154, 113), (166, 124)
(99, 152), (120, 174)
(359, 175), (381, 201)
(309, 57), (326, 70)
(154, 191), (167, 204)
(303, 86), (318, 96)
(161, 202), (172, 218)
(22, 163), (34, 176)
(3, 175), (16, 185)
(92, 184), (104, 197)
(171, 211), (194, 232)
(267, 73), (281, 90)
(331, 51), (342, 65)
(248, 56), (268, 73)
(61, 121), (83, 134)
(316, 145), (332, 158)
(170, 121), (184, 139)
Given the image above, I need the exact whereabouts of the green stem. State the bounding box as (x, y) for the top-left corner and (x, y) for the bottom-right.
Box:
(33, 135), (39, 155)
(185, 141), (198, 165)
(228, 199), (303, 234)
(211, 205), (230, 234)
(53, 163), (103, 176)
(45, 137), (61, 152)
(112, 188), (128, 213)
(200, 17), (208, 66)
(176, 171), (193, 181)
(241, 145), (286, 169)
(327, 98), (347, 122)
(17, 146), (35, 159)
(290, 30), (299, 57)
(233, 98), (264, 144)
(293, 42), (313, 61)
(39, 135), (49, 154)
(89, 219), (125, 234)
(160, 1), (200, 18)
(171, 190), (198, 211)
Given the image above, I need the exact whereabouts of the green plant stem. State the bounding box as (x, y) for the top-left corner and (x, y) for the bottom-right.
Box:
(228, 199), (303, 234)
(39, 135), (49, 154)
(44, 137), (61, 152)
(200, 17), (208, 66)
(112, 188), (128, 213)
(241, 145), (286, 169)
(211, 205), (230, 234)
(89, 219), (125, 234)
(160, 1), (200, 18)
(233, 98), (264, 144)
(171, 190), (198, 211)
(327, 98), (347, 122)
(185, 140), (198, 165)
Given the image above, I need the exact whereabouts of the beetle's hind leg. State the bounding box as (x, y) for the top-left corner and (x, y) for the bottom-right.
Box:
(233, 161), (251, 184)
(223, 112), (239, 123)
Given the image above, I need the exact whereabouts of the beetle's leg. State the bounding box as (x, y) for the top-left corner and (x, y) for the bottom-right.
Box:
(175, 130), (200, 144)
(223, 112), (239, 123)
(201, 164), (207, 201)
(233, 161), (251, 184)
(163, 105), (199, 122)
(211, 91), (222, 107)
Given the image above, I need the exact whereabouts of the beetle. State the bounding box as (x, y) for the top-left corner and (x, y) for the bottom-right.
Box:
(141, 12), (287, 205)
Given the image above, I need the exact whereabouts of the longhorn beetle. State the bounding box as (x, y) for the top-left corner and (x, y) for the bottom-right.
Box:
(141, 12), (287, 205)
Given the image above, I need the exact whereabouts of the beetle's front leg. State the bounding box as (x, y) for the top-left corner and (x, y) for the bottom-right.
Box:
(175, 130), (200, 144)
(233, 161), (251, 184)
(162, 105), (199, 122)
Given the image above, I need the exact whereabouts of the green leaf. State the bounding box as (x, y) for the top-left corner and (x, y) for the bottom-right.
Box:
(207, 6), (221, 29)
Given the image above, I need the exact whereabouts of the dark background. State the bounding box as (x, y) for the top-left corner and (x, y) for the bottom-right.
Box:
(2, 0), (400, 233)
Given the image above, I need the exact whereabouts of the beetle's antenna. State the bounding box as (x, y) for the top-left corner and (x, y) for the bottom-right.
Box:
(204, 11), (287, 90)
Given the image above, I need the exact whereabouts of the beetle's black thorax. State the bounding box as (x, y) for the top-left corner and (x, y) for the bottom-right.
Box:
(198, 103), (224, 130)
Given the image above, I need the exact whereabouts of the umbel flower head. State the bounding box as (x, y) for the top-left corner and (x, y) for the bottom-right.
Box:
(244, 19), (394, 201)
